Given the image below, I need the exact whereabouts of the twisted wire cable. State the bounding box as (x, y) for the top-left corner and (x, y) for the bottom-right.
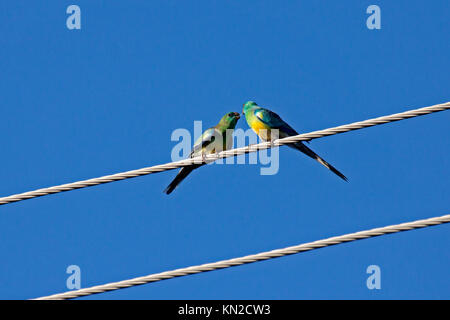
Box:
(34, 213), (450, 300)
(1, 101), (449, 206)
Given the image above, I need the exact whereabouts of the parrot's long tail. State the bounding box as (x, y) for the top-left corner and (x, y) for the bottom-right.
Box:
(164, 165), (201, 194)
(289, 142), (348, 182)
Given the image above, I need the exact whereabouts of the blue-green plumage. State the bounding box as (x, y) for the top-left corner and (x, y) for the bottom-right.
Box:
(243, 101), (348, 181)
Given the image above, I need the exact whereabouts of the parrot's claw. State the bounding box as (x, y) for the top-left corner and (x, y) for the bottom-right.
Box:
(267, 139), (277, 149)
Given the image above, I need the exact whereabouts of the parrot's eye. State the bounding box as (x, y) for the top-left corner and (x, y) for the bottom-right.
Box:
(228, 112), (234, 117)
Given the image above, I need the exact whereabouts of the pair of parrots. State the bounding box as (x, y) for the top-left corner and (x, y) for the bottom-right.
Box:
(164, 101), (347, 194)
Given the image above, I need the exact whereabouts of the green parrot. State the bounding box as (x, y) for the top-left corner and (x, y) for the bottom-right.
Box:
(242, 101), (347, 181)
(164, 112), (241, 194)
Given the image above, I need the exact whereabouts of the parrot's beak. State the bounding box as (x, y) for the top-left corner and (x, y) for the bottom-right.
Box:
(235, 112), (240, 119)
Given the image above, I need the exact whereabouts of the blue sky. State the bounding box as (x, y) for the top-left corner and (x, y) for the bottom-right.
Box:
(0, 1), (449, 299)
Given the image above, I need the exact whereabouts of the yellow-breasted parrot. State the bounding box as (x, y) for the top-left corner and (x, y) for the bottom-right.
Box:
(242, 101), (347, 181)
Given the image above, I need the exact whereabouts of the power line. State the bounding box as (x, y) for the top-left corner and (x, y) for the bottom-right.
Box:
(1, 101), (449, 206)
(34, 213), (450, 300)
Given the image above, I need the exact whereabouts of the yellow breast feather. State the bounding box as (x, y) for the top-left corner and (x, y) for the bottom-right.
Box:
(249, 117), (272, 141)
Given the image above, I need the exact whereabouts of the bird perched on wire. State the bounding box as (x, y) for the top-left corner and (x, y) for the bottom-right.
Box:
(164, 112), (241, 194)
(242, 101), (347, 181)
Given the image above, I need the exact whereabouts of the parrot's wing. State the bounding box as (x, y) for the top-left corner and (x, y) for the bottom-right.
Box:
(254, 108), (299, 137)
(190, 127), (217, 157)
